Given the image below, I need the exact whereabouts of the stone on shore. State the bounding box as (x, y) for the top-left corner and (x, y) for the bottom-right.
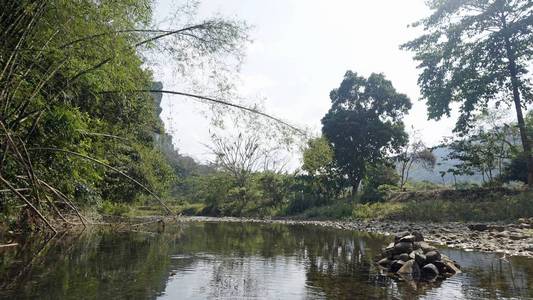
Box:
(376, 231), (461, 283)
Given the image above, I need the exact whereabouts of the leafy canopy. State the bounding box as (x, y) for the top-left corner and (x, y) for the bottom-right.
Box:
(401, 0), (533, 132)
(321, 71), (412, 190)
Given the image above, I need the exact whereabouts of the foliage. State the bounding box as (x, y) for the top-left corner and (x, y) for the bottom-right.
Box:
(353, 192), (533, 222)
(442, 110), (518, 186)
(360, 163), (400, 202)
(402, 0), (533, 185)
(322, 71), (412, 191)
(99, 201), (131, 217)
(0, 0), (249, 228)
(301, 136), (347, 200)
(300, 201), (353, 220)
(397, 131), (436, 189)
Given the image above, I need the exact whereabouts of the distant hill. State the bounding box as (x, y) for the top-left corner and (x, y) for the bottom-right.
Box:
(400, 146), (488, 184)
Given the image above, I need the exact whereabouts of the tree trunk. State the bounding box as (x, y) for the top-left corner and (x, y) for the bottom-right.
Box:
(351, 179), (360, 196)
(503, 20), (533, 188)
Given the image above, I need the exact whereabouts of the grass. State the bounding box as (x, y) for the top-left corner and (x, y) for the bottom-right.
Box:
(299, 201), (353, 220)
(352, 191), (533, 222)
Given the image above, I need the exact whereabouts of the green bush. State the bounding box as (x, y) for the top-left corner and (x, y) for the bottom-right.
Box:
(99, 201), (130, 216)
(301, 201), (353, 219)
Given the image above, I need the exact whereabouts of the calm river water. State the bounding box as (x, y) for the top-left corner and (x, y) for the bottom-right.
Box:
(1, 221), (532, 299)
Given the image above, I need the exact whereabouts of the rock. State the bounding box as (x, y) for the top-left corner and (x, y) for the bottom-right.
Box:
(394, 242), (414, 254)
(399, 235), (416, 243)
(412, 231), (424, 242)
(518, 223), (531, 229)
(378, 257), (391, 267)
(414, 253), (427, 266)
(425, 251), (441, 263)
(409, 249), (423, 259)
(397, 259), (421, 279)
(421, 263), (439, 279)
(394, 231), (410, 242)
(397, 253), (410, 262)
(383, 242), (395, 257)
(494, 231), (510, 238)
(488, 225), (506, 232)
(390, 260), (405, 272)
(509, 234), (527, 241)
(415, 242), (437, 253)
(439, 255), (462, 274)
(468, 224), (488, 231)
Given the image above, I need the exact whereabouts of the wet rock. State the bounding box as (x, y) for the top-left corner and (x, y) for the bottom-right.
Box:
(399, 235), (416, 243)
(396, 253), (410, 262)
(409, 249), (423, 259)
(468, 224), (488, 231)
(378, 257), (391, 267)
(439, 255), (462, 275)
(414, 253), (427, 266)
(397, 259), (421, 279)
(421, 263), (439, 279)
(383, 242), (395, 257)
(376, 231), (461, 282)
(415, 241), (437, 253)
(425, 251), (441, 263)
(394, 242), (414, 254)
(412, 231), (424, 242)
(394, 231), (411, 242)
(390, 260), (405, 272)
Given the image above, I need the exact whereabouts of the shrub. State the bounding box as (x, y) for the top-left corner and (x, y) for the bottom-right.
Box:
(99, 201), (130, 216)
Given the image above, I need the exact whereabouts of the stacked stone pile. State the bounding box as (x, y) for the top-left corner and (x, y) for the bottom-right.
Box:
(376, 232), (461, 281)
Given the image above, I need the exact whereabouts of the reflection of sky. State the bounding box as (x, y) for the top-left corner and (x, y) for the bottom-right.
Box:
(156, 225), (533, 300)
(159, 255), (309, 299)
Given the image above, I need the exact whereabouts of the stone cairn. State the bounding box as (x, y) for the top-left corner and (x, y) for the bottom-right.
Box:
(376, 232), (461, 282)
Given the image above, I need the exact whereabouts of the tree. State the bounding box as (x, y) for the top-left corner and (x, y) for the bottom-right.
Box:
(301, 136), (347, 199)
(206, 130), (287, 208)
(361, 163), (400, 202)
(397, 135), (436, 189)
(321, 71), (412, 192)
(402, 0), (533, 186)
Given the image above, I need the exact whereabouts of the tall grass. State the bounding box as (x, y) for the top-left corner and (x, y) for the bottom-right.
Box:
(352, 192), (533, 222)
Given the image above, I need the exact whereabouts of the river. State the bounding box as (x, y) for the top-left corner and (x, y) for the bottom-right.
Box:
(1, 221), (532, 299)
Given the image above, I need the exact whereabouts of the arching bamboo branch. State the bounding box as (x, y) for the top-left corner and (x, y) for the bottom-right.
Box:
(28, 147), (175, 216)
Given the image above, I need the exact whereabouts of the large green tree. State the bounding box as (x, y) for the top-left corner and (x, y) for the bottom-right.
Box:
(321, 71), (411, 192)
(402, 0), (533, 186)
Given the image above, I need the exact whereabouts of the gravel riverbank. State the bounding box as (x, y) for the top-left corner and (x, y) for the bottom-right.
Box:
(177, 216), (533, 257)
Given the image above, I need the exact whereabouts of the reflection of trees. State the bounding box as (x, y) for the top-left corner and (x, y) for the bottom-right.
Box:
(0, 229), (180, 299)
(447, 250), (533, 299)
(1, 223), (533, 299)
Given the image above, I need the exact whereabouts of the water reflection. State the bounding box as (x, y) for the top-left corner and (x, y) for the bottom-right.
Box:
(0, 222), (532, 299)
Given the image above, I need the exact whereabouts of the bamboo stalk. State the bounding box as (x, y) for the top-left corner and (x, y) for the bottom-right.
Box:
(0, 175), (57, 233)
(29, 147), (176, 216)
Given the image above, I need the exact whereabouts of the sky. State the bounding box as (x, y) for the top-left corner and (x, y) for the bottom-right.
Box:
(152, 0), (458, 167)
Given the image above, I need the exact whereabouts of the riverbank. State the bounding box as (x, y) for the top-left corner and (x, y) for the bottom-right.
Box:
(176, 216), (533, 258)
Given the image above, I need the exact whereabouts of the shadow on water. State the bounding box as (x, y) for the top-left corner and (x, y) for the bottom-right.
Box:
(0, 222), (532, 299)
